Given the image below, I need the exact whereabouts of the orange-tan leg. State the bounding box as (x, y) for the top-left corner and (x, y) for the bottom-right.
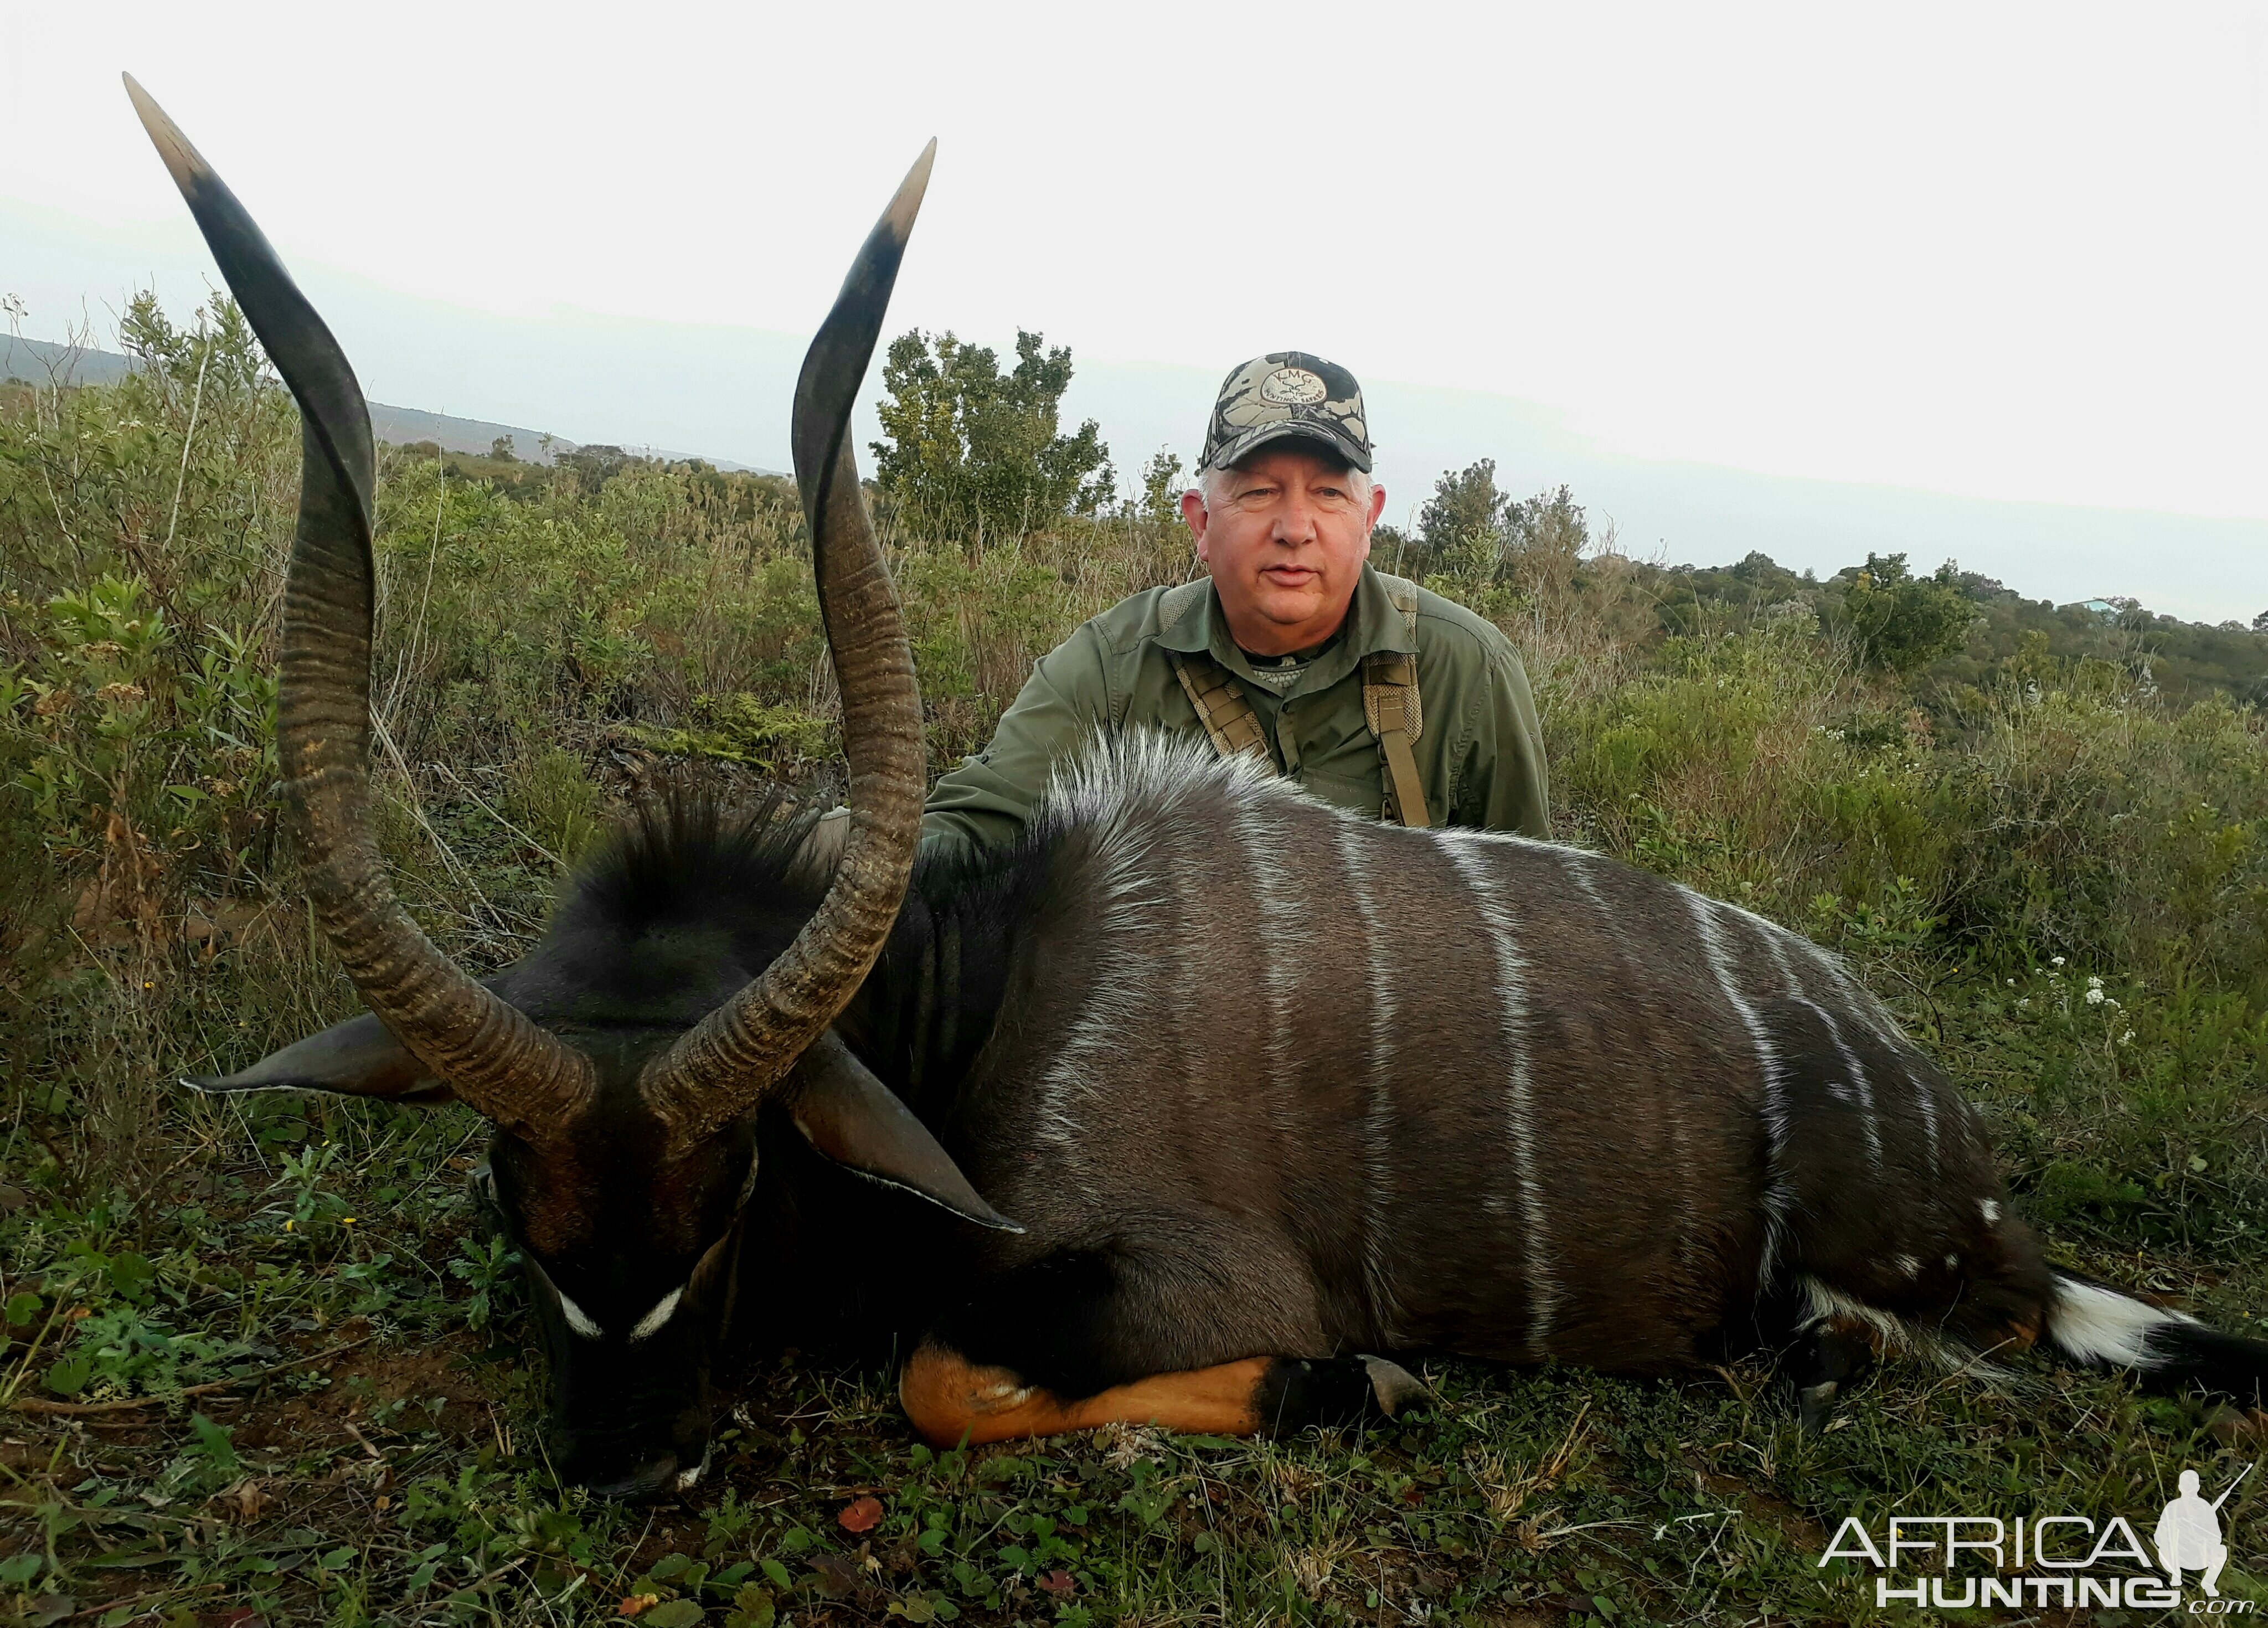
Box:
(899, 1342), (1428, 1449)
(901, 1345), (1273, 1446)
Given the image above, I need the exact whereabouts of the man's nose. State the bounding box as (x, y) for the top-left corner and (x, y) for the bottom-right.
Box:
(1272, 497), (1319, 544)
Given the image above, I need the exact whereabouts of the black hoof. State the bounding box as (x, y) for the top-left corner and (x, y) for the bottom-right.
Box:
(1255, 1355), (1429, 1434)
(1785, 1323), (1873, 1432)
(1360, 1354), (1433, 1418)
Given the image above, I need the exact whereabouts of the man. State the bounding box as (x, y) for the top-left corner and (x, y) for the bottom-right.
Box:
(918, 352), (1549, 855)
(797, 352), (1548, 867)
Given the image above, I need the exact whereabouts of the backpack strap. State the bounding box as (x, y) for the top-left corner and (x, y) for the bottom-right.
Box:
(1170, 647), (1274, 767)
(1362, 574), (1430, 828)
(1161, 578), (1275, 770)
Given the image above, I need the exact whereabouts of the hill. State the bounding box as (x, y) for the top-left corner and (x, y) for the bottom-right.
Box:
(1646, 547), (2268, 707)
(0, 334), (768, 472)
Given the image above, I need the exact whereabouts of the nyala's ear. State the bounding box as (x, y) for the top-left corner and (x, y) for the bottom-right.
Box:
(788, 1032), (1022, 1232)
(187, 1011), (457, 1104)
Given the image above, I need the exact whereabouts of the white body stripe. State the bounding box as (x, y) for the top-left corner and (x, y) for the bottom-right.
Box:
(1336, 820), (1404, 1341)
(1030, 849), (1159, 1151)
(1792, 994), (1883, 1172)
(1563, 847), (1696, 1280)
(1724, 900), (1802, 997)
(1445, 841), (1555, 1352)
(1913, 1064), (1941, 1174)
(1688, 892), (1793, 1285)
(1235, 802), (1305, 1140)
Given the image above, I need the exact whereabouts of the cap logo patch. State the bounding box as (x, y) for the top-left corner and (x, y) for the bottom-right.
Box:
(1259, 367), (1328, 406)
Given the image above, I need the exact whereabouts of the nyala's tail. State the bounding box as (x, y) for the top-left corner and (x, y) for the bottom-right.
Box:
(2044, 1270), (2268, 1404)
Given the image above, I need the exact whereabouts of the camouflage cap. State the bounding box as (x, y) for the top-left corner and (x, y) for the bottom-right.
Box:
(1199, 351), (1372, 474)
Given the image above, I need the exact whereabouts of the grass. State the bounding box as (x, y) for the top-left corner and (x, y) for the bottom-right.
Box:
(1, 300), (2264, 1625)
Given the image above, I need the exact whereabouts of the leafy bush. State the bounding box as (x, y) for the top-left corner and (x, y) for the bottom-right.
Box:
(1824, 552), (1978, 674)
(872, 328), (1115, 540)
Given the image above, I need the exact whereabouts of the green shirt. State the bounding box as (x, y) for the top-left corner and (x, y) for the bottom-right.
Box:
(921, 565), (1550, 856)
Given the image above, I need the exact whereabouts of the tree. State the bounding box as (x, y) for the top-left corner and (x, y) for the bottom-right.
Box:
(1502, 485), (1588, 603)
(1135, 448), (1185, 531)
(1415, 458), (1507, 579)
(872, 329), (1115, 540)
(1831, 554), (1977, 674)
(1413, 465), (1590, 597)
(2253, 609), (2268, 635)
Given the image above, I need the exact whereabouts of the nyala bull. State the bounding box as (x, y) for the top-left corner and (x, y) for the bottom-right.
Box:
(131, 76), (2267, 1503)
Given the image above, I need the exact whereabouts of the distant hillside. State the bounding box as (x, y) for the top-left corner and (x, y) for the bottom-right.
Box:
(0, 336), (769, 472)
(1647, 549), (2268, 707)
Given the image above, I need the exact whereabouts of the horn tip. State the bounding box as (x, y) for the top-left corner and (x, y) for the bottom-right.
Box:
(883, 140), (937, 244)
(121, 74), (209, 198)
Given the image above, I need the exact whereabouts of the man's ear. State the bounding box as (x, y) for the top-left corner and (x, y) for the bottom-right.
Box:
(187, 1011), (457, 1104)
(787, 1032), (1022, 1232)
(1182, 486), (1210, 558)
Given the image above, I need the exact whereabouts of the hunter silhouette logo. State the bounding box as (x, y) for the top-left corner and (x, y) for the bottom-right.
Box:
(1817, 1462), (2257, 1613)
(2158, 1463), (2252, 1598)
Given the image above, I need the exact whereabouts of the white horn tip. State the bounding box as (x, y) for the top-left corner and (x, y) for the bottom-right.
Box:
(121, 73), (206, 194)
(884, 140), (937, 242)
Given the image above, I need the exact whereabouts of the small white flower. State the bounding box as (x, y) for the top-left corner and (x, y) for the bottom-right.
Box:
(2120, 1030), (2135, 1045)
(2006, 978), (2017, 987)
(2017, 998), (2032, 1011)
(2086, 987), (2105, 1006)
(2086, 975), (2102, 990)
(2050, 955), (2066, 967)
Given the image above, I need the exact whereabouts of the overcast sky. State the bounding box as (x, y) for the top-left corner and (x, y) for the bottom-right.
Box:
(6, 2), (2264, 589)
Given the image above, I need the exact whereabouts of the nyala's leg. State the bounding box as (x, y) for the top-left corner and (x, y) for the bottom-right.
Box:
(901, 1344), (1426, 1447)
(899, 1248), (1426, 1447)
(1786, 1321), (1876, 1433)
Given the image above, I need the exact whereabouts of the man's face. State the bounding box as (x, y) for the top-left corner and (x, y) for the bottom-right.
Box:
(1181, 446), (1388, 657)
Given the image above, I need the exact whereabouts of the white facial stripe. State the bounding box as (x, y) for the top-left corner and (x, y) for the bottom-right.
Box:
(630, 1286), (685, 1342)
(556, 1289), (604, 1341)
